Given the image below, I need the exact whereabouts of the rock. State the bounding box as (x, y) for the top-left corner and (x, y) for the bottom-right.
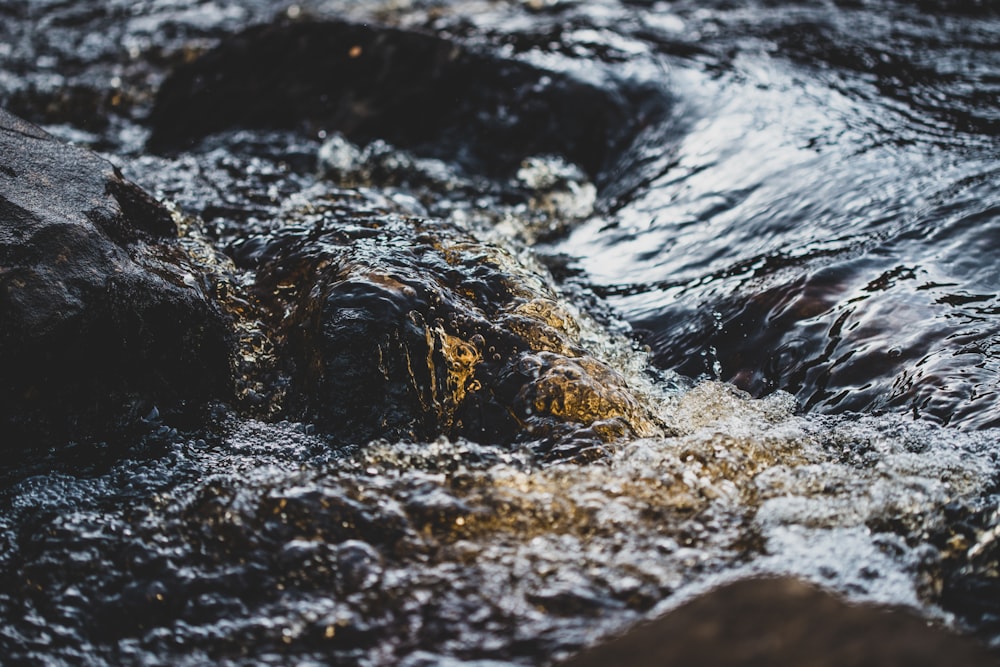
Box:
(0, 109), (233, 451)
(560, 576), (999, 667)
(147, 20), (661, 182)
(235, 187), (658, 449)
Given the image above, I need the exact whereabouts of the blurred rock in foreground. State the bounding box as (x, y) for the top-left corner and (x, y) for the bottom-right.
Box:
(561, 576), (998, 667)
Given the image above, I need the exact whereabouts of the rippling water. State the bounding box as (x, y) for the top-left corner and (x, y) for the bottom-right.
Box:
(543, 0), (1000, 429)
(2, 0), (1000, 664)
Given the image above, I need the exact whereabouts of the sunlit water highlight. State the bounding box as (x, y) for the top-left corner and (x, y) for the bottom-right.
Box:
(3, 383), (998, 664)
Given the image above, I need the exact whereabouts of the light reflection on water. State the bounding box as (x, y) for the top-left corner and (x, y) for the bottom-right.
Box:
(557, 34), (1000, 427)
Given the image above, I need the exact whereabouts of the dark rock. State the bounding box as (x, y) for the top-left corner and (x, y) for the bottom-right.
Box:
(561, 576), (999, 667)
(147, 20), (664, 182)
(0, 109), (233, 452)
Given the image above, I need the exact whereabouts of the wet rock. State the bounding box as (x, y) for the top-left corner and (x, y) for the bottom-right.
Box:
(236, 187), (657, 448)
(0, 109), (233, 452)
(147, 19), (659, 181)
(561, 576), (999, 667)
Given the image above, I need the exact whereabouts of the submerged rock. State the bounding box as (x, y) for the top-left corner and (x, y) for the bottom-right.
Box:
(561, 576), (999, 667)
(0, 109), (233, 452)
(237, 186), (659, 450)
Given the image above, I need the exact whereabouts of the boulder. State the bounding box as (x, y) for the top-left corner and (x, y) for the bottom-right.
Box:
(147, 20), (661, 182)
(0, 109), (233, 451)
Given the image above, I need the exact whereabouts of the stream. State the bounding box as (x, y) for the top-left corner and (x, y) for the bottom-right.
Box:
(1, 0), (999, 664)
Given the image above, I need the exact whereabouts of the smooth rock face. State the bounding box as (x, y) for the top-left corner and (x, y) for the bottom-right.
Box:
(0, 109), (233, 451)
(561, 577), (999, 667)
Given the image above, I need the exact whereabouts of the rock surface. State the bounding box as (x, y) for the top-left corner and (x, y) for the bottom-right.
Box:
(561, 576), (999, 667)
(0, 109), (233, 451)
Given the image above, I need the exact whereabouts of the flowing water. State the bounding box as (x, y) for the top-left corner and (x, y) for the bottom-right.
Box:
(2, 0), (1000, 664)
